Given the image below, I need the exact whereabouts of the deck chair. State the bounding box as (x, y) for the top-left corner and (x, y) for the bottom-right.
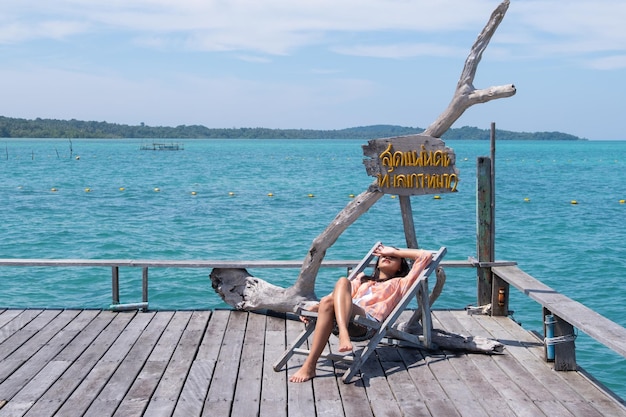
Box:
(273, 242), (447, 383)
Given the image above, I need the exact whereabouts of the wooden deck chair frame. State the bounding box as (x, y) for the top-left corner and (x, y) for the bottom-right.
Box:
(273, 243), (447, 383)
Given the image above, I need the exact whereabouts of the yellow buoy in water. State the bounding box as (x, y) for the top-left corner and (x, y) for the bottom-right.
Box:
(191, 191), (197, 196)
(84, 187), (91, 193)
(228, 192), (235, 197)
(267, 193), (274, 197)
(154, 188), (160, 192)
(119, 187), (125, 191)
(524, 197), (530, 202)
(390, 195), (397, 199)
(51, 188), (58, 192)
(348, 194), (355, 198)
(433, 195), (441, 200)
(308, 193), (314, 198)
(620, 199), (625, 204)
(570, 200), (578, 205)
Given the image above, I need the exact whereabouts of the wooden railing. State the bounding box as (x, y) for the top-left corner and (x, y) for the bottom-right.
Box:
(0, 258), (473, 312)
(492, 264), (626, 370)
(1, 257), (625, 370)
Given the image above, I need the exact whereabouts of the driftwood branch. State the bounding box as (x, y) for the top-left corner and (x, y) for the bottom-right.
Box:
(431, 328), (504, 354)
(291, 0), (515, 301)
(210, 268), (317, 311)
(293, 188), (383, 295)
(210, 1), (515, 316)
(424, 0), (514, 138)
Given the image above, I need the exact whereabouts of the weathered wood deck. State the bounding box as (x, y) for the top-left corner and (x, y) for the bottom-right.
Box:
(0, 308), (624, 417)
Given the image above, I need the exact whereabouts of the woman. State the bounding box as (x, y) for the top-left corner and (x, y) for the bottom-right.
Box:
(289, 243), (432, 383)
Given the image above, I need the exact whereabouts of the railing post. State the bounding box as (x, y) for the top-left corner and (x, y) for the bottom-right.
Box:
(544, 307), (577, 370)
(142, 267), (149, 312)
(476, 157), (494, 306)
(112, 266), (120, 304)
(491, 274), (509, 316)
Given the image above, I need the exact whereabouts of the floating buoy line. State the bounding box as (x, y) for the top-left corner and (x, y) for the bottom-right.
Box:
(9, 186), (625, 206)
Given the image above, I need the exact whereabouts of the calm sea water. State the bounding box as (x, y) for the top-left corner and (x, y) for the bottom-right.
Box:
(1, 138), (625, 398)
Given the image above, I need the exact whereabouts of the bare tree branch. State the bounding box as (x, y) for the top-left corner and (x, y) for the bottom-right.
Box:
(292, 188), (383, 296)
(425, 0), (515, 138)
(211, 0), (516, 314)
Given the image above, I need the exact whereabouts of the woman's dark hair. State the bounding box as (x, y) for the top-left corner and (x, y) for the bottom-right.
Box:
(362, 251), (410, 282)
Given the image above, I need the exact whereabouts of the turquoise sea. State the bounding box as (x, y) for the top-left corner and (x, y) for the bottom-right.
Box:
(1, 138), (625, 399)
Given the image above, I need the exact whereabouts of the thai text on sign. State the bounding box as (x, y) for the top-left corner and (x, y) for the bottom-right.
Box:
(362, 135), (459, 196)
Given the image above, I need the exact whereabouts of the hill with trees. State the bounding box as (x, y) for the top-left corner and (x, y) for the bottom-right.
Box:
(0, 116), (585, 141)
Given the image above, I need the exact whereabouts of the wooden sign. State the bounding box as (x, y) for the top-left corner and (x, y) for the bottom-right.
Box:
(362, 135), (459, 196)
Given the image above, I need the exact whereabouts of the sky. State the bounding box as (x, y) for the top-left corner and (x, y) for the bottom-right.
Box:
(1, 0), (625, 140)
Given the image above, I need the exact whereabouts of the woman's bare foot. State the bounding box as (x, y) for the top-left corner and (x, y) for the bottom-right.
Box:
(338, 333), (353, 352)
(289, 365), (316, 383)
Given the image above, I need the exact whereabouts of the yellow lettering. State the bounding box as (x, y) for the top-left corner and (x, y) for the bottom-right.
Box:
(443, 152), (451, 167)
(393, 174), (407, 188)
(373, 141), (458, 193)
(377, 173), (390, 188)
(392, 151), (403, 173)
(433, 150), (443, 166)
(422, 149), (433, 166)
(449, 174), (459, 192)
(379, 143), (394, 172)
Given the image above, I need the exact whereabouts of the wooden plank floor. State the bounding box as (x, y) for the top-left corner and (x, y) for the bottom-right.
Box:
(0, 308), (624, 417)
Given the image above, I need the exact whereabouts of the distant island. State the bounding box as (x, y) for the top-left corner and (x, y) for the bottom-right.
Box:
(0, 116), (586, 141)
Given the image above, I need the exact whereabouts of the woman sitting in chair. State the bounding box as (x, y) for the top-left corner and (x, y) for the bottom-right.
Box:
(289, 243), (432, 383)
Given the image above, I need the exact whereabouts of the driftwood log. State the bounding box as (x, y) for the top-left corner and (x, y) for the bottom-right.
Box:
(210, 1), (515, 353)
(392, 322), (505, 354)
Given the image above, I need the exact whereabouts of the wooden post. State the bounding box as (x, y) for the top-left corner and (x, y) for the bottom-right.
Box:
(490, 122), (496, 255)
(112, 266), (120, 304)
(476, 157), (493, 306)
(543, 308), (576, 370)
(142, 267), (149, 312)
(399, 194), (431, 342)
(399, 195), (419, 249)
(487, 123), (509, 316)
(554, 317), (576, 370)
(491, 275), (509, 316)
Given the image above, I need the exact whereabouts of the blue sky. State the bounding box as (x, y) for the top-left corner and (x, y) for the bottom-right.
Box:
(1, 0), (625, 140)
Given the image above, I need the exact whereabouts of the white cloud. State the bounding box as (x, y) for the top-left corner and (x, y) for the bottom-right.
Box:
(0, 19), (88, 44)
(4, 0), (626, 62)
(1, 0), (498, 53)
(332, 42), (467, 59)
(587, 55), (626, 70)
(235, 55), (272, 64)
(505, 1), (626, 61)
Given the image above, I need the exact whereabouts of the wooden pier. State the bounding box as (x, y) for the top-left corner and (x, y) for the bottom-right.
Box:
(0, 307), (624, 417)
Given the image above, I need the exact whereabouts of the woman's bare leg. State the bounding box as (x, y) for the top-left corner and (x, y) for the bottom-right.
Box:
(289, 278), (366, 382)
(333, 277), (358, 352)
(289, 295), (335, 383)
